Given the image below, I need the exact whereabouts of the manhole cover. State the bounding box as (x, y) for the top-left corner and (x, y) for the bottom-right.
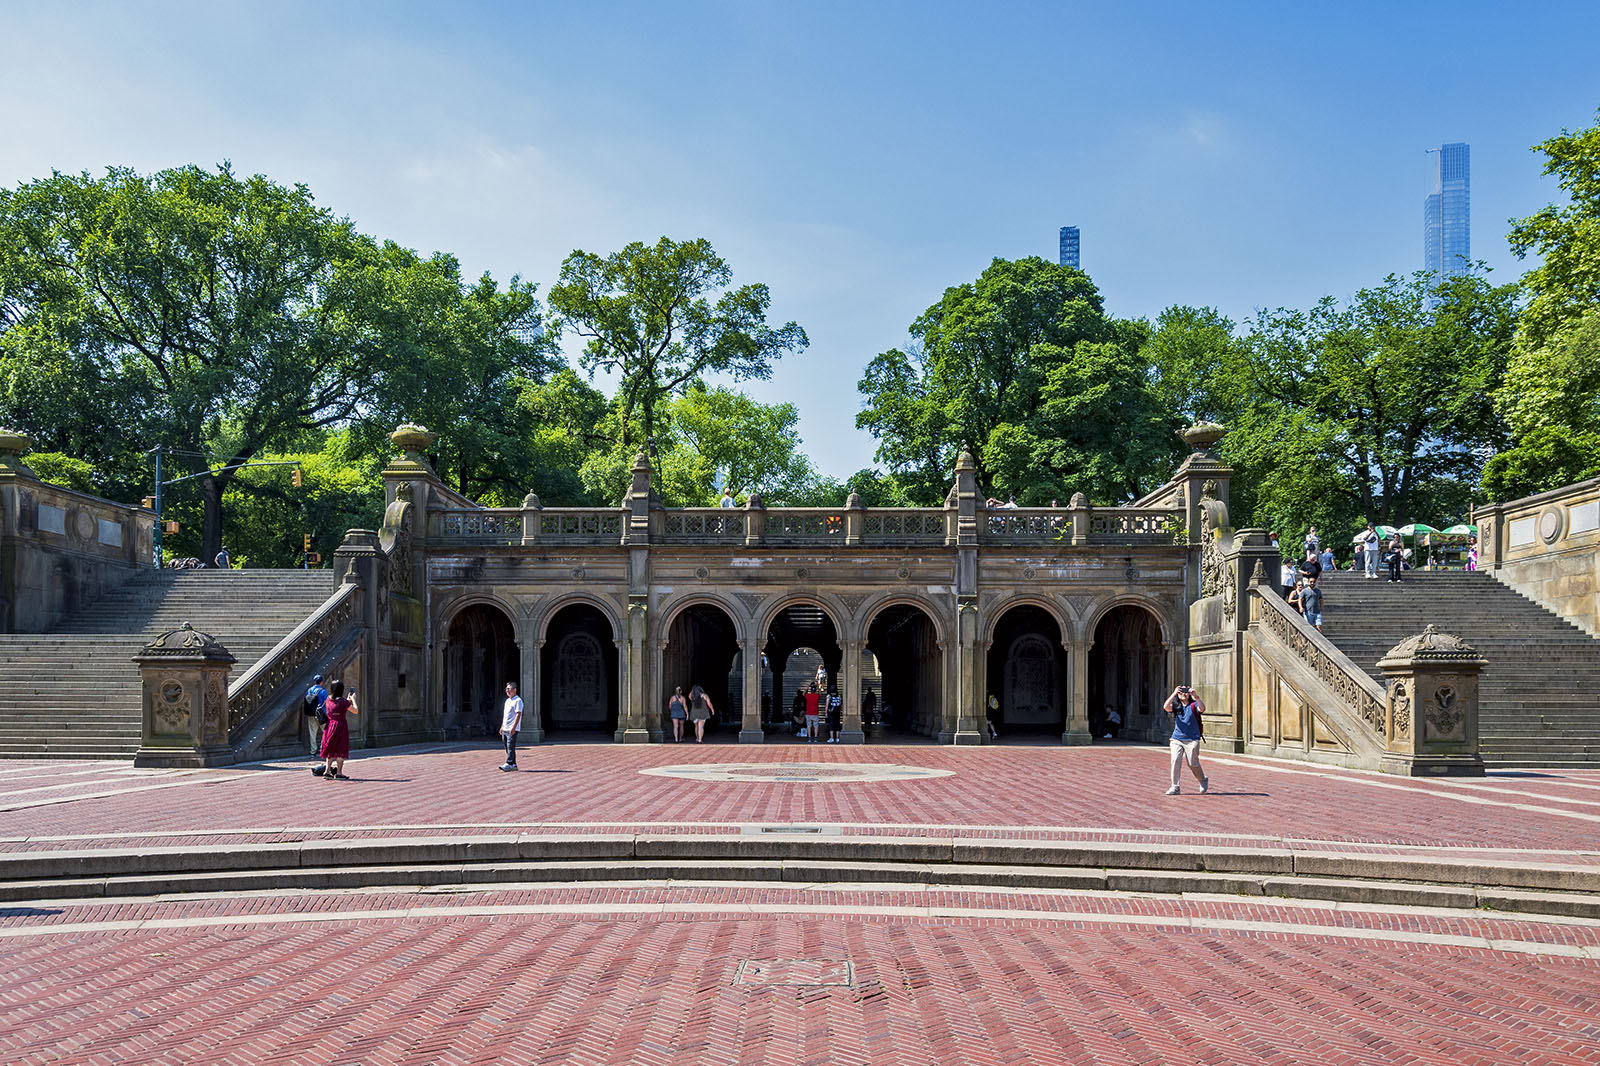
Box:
(641, 762), (954, 784)
(735, 959), (854, 987)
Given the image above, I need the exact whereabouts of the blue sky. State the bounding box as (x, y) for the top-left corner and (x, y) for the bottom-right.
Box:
(4, 1), (1598, 479)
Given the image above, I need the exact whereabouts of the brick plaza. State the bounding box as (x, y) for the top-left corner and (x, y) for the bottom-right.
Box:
(1, 743), (1598, 1064)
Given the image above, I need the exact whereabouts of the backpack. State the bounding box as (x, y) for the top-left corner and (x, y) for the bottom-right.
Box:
(303, 687), (328, 724)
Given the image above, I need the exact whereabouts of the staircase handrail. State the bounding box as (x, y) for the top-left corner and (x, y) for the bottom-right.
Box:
(1249, 585), (1388, 739)
(227, 582), (361, 742)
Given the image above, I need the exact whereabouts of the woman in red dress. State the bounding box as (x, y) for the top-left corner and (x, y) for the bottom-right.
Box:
(319, 680), (359, 780)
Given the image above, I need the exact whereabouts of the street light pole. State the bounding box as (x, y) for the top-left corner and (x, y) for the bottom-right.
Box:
(151, 445), (163, 567)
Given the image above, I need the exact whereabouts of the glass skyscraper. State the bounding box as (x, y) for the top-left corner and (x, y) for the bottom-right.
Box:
(1424, 143), (1470, 277)
(1058, 226), (1080, 269)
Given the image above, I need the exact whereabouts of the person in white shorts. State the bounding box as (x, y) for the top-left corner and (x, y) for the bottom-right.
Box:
(1162, 684), (1210, 796)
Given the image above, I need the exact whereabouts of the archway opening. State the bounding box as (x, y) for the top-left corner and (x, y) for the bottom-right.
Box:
(662, 603), (741, 741)
(1088, 605), (1166, 742)
(985, 605), (1066, 740)
(761, 603), (841, 742)
(444, 603), (519, 739)
(865, 604), (942, 738)
(540, 603), (619, 738)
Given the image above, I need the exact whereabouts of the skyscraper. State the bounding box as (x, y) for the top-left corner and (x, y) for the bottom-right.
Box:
(1424, 143), (1470, 277)
(1058, 226), (1080, 269)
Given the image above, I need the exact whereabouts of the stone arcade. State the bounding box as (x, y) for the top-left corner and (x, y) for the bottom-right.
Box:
(372, 425), (1218, 748)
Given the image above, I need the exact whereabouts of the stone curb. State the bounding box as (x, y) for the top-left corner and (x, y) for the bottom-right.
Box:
(1, 835), (1598, 918)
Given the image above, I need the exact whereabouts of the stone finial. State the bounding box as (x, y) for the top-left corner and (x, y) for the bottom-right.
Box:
(1249, 560), (1269, 586)
(744, 491), (765, 509)
(1179, 421), (1227, 454)
(390, 423), (437, 461)
(954, 449), (976, 472)
(845, 491), (865, 509)
(521, 491), (542, 509)
(1068, 491), (1088, 509)
(1377, 624), (1486, 668)
(0, 427), (34, 475)
(135, 622), (235, 662)
(632, 448), (651, 472)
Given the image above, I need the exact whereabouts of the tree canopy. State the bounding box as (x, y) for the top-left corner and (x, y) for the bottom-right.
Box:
(547, 237), (808, 452)
(856, 256), (1178, 504)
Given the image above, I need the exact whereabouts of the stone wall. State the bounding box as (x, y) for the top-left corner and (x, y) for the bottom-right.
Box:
(1476, 475), (1600, 636)
(0, 445), (154, 633)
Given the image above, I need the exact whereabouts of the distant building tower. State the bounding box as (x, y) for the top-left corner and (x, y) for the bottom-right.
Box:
(1058, 226), (1080, 269)
(1424, 143), (1470, 277)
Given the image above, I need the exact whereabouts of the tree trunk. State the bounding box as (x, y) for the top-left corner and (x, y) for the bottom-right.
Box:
(200, 474), (226, 565)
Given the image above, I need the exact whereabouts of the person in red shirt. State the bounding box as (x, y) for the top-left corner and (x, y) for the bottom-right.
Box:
(803, 684), (821, 744)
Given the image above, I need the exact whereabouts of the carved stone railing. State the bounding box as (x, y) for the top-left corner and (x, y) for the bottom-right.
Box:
(765, 509), (845, 544)
(660, 509), (745, 543)
(862, 510), (947, 543)
(983, 508), (1071, 542)
(1252, 587), (1387, 738)
(1088, 509), (1186, 544)
(439, 508), (524, 541)
(227, 583), (361, 741)
(537, 509), (625, 543)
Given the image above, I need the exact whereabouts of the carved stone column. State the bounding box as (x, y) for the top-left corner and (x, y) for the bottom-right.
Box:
(518, 629), (543, 745)
(840, 637), (866, 744)
(133, 624), (238, 768)
(740, 637), (765, 744)
(945, 599), (986, 744)
(1063, 639), (1092, 744)
(617, 599), (650, 743)
(1376, 626), (1487, 776)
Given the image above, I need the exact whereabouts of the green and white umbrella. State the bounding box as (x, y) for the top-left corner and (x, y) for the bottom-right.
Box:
(1397, 523), (1439, 538)
(1441, 523), (1477, 535)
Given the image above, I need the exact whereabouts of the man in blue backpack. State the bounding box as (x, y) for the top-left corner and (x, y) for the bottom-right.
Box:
(305, 674), (330, 774)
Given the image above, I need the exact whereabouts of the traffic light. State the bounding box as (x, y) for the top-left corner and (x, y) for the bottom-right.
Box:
(162, 520), (180, 535)
(141, 496), (156, 510)
(291, 468), (303, 488)
(305, 552), (323, 565)
(303, 533), (312, 553)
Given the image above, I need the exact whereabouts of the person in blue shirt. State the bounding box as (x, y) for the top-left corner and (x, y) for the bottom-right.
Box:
(1163, 684), (1210, 796)
(305, 674), (330, 775)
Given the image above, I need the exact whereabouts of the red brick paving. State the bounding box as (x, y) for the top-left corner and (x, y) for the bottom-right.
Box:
(1, 744), (1599, 863)
(3, 745), (1600, 1063)
(0, 893), (1596, 1065)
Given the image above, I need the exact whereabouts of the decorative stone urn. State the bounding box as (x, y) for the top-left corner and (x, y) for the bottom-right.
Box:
(1375, 624), (1486, 777)
(0, 428), (34, 475)
(390, 423), (438, 462)
(1179, 421), (1227, 456)
(132, 622), (238, 768)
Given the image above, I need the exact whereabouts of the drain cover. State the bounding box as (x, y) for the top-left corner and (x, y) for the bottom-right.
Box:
(735, 959), (855, 987)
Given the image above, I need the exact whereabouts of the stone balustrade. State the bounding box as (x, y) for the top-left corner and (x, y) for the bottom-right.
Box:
(1475, 475), (1600, 635)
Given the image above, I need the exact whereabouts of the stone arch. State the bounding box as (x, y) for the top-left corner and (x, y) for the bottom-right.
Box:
(1088, 601), (1168, 742)
(982, 594), (1071, 648)
(539, 599), (621, 736)
(985, 602), (1068, 738)
(853, 590), (951, 647)
(862, 598), (946, 738)
(759, 596), (845, 735)
(1082, 593), (1177, 647)
(441, 600), (519, 739)
(438, 591), (521, 635)
(532, 592), (623, 647)
(660, 598), (743, 741)
(658, 591), (755, 642)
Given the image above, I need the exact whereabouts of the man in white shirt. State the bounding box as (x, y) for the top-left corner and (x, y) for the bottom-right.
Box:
(499, 681), (523, 772)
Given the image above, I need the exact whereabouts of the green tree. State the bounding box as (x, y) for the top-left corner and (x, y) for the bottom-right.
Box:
(547, 237), (808, 451)
(220, 431), (385, 568)
(857, 257), (1177, 502)
(1490, 109), (1600, 497)
(1191, 271), (1518, 539)
(0, 164), (387, 559)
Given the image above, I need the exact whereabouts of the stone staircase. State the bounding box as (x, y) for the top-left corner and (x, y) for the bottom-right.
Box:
(0, 570), (335, 759)
(1317, 571), (1600, 768)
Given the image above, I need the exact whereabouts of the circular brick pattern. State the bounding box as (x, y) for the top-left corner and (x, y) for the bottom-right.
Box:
(640, 762), (955, 784)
